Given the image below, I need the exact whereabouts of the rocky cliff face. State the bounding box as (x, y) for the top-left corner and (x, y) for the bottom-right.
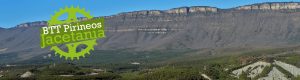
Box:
(2, 2), (300, 63)
(115, 6), (218, 16)
(236, 2), (300, 10)
(15, 21), (47, 28)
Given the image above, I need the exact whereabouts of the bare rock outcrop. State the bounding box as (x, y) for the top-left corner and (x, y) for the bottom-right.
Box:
(165, 7), (189, 14)
(20, 71), (33, 78)
(237, 2), (300, 10)
(258, 67), (289, 80)
(232, 61), (271, 78)
(190, 6), (218, 13)
(115, 6), (218, 17)
(274, 60), (300, 76)
(163, 7), (218, 14)
(15, 21), (47, 28)
(148, 10), (162, 15)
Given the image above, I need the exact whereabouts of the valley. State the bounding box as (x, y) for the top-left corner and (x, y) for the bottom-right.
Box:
(1, 46), (300, 79)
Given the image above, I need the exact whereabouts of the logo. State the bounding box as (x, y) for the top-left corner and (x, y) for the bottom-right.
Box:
(40, 6), (105, 60)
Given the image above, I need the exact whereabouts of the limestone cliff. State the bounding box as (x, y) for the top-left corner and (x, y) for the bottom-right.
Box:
(236, 2), (300, 10)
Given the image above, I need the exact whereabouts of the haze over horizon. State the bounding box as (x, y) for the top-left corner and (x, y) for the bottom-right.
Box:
(1, 0), (299, 28)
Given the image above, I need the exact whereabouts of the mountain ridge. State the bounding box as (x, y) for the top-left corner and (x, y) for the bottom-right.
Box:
(7, 2), (300, 29)
(2, 2), (300, 63)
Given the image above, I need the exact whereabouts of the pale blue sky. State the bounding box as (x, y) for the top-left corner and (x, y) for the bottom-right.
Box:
(0, 0), (299, 28)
